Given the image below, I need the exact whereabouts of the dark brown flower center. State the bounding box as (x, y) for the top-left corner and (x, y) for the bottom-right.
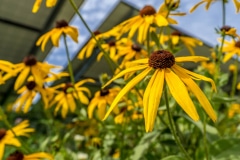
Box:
(0, 129), (6, 140)
(93, 30), (101, 36)
(140, 5), (156, 17)
(26, 81), (36, 90)
(171, 31), (182, 36)
(235, 41), (240, 48)
(108, 41), (116, 47)
(7, 151), (24, 160)
(148, 50), (175, 69)
(55, 20), (68, 28)
(100, 89), (109, 96)
(63, 83), (74, 94)
(131, 44), (141, 52)
(220, 25), (231, 32)
(23, 55), (37, 66)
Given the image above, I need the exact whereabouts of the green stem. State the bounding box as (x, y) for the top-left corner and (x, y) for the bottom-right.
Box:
(203, 115), (209, 160)
(230, 58), (239, 97)
(222, 0), (226, 26)
(163, 86), (191, 160)
(215, 33), (225, 83)
(63, 34), (75, 84)
(68, 0), (118, 73)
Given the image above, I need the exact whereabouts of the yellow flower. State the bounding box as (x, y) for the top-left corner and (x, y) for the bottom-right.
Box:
(158, 0), (186, 24)
(0, 60), (16, 85)
(88, 88), (120, 119)
(117, 38), (148, 63)
(190, 0), (216, 13)
(102, 50), (217, 132)
(36, 20), (78, 52)
(228, 103), (240, 118)
(32, 0), (57, 13)
(220, 26), (238, 37)
(13, 55), (58, 90)
(97, 40), (122, 62)
(161, 31), (203, 55)
(201, 61), (216, 75)
(118, 5), (168, 43)
(78, 29), (120, 60)
(13, 78), (49, 113)
(222, 39), (240, 62)
(0, 120), (34, 159)
(7, 150), (53, 160)
(49, 79), (95, 118)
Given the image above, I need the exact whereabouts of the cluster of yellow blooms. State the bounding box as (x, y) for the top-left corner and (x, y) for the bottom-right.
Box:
(1, 0), (240, 159)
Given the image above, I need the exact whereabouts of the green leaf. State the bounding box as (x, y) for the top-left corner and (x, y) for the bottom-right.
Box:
(210, 138), (240, 160)
(161, 155), (186, 160)
(212, 95), (236, 103)
(130, 131), (160, 160)
(150, 31), (161, 48)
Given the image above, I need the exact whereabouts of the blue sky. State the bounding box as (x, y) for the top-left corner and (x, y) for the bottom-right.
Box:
(44, 0), (240, 71)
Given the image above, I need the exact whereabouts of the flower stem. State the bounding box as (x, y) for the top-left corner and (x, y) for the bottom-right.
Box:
(63, 34), (75, 84)
(230, 58), (239, 97)
(222, 0), (226, 26)
(203, 115), (209, 160)
(163, 85), (191, 160)
(68, 0), (118, 73)
(215, 33), (225, 83)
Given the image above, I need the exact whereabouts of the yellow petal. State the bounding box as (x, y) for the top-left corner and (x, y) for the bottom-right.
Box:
(14, 67), (30, 90)
(64, 26), (79, 43)
(179, 65), (217, 92)
(51, 29), (62, 47)
(32, 0), (42, 13)
(46, 0), (57, 7)
(25, 152), (53, 160)
(102, 65), (148, 88)
(172, 65), (217, 122)
(103, 67), (152, 120)
(175, 56), (209, 63)
(165, 68), (199, 121)
(190, 1), (205, 13)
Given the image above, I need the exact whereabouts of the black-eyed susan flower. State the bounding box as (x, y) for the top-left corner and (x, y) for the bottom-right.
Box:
(88, 88), (120, 120)
(158, 0), (186, 24)
(78, 29), (121, 60)
(49, 79), (95, 118)
(13, 55), (58, 90)
(117, 38), (148, 63)
(0, 120), (34, 159)
(97, 40), (121, 62)
(36, 20), (78, 52)
(161, 31), (203, 55)
(221, 38), (240, 62)
(220, 26), (238, 37)
(102, 50), (217, 132)
(7, 150), (53, 160)
(118, 5), (168, 43)
(13, 77), (49, 113)
(0, 60), (16, 85)
(32, 0), (57, 13)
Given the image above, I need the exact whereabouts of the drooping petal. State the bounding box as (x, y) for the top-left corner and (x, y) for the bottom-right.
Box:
(165, 68), (199, 121)
(172, 65), (217, 122)
(14, 67), (30, 90)
(178, 65), (217, 92)
(103, 67), (152, 120)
